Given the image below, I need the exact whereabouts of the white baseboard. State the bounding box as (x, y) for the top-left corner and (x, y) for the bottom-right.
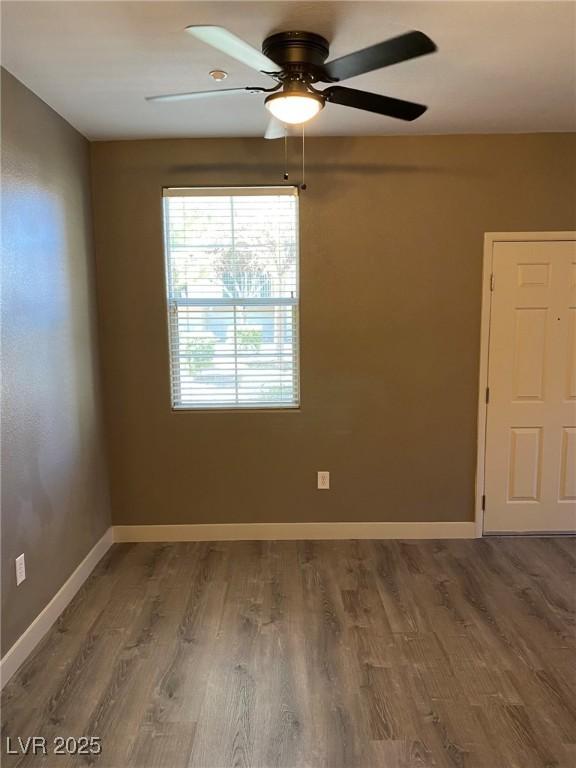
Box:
(1, 521), (476, 687)
(113, 521), (477, 542)
(0, 527), (114, 689)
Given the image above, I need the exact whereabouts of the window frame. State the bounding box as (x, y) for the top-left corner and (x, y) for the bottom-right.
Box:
(161, 186), (301, 412)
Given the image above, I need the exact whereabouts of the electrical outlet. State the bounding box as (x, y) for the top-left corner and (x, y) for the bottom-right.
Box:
(317, 471), (330, 490)
(15, 554), (26, 586)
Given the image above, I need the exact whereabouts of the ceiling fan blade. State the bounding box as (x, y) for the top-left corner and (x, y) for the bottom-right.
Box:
(264, 116), (287, 140)
(320, 30), (436, 82)
(186, 26), (280, 74)
(324, 86), (427, 121)
(146, 87), (260, 103)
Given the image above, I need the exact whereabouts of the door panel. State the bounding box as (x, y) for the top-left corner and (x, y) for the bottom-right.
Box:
(512, 308), (547, 399)
(484, 239), (576, 533)
(560, 427), (576, 501)
(567, 308), (576, 400)
(508, 427), (542, 501)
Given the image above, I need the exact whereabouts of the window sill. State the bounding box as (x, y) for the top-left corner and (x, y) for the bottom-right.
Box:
(170, 405), (301, 414)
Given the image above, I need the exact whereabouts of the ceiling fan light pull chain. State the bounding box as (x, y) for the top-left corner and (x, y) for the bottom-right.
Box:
(283, 132), (289, 181)
(300, 125), (307, 191)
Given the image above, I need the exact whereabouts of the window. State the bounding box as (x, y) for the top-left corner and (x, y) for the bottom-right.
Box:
(163, 187), (300, 409)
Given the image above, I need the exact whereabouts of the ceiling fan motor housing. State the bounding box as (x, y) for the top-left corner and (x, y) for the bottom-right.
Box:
(262, 31), (330, 79)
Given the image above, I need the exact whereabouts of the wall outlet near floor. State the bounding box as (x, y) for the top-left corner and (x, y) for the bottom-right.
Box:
(317, 471), (330, 490)
(15, 553), (26, 586)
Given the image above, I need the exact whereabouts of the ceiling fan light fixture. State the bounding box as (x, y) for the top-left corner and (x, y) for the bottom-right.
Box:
(265, 91), (324, 125)
(148, 27), (436, 131)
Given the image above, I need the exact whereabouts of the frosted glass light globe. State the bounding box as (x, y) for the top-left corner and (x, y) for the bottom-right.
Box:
(265, 93), (324, 125)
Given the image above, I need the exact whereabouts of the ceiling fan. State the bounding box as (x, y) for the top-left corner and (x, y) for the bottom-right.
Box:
(147, 26), (437, 137)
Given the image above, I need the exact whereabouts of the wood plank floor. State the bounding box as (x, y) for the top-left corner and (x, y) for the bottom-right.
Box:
(2, 538), (575, 767)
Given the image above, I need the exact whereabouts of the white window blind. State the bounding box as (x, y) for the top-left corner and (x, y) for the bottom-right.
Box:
(163, 187), (300, 409)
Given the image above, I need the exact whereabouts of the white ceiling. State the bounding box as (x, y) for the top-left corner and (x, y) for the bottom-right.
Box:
(2, 1), (575, 140)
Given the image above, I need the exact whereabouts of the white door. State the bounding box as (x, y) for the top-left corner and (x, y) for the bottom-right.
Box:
(484, 238), (576, 533)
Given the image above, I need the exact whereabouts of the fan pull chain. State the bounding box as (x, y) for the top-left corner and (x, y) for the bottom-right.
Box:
(283, 131), (289, 181)
(300, 125), (307, 191)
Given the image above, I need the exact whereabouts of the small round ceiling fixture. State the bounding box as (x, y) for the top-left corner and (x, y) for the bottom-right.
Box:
(209, 69), (228, 81)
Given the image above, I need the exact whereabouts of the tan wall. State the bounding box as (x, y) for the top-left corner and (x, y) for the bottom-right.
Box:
(90, 134), (576, 527)
(1, 70), (110, 653)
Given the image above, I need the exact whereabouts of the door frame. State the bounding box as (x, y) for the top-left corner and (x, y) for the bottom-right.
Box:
(476, 231), (576, 537)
